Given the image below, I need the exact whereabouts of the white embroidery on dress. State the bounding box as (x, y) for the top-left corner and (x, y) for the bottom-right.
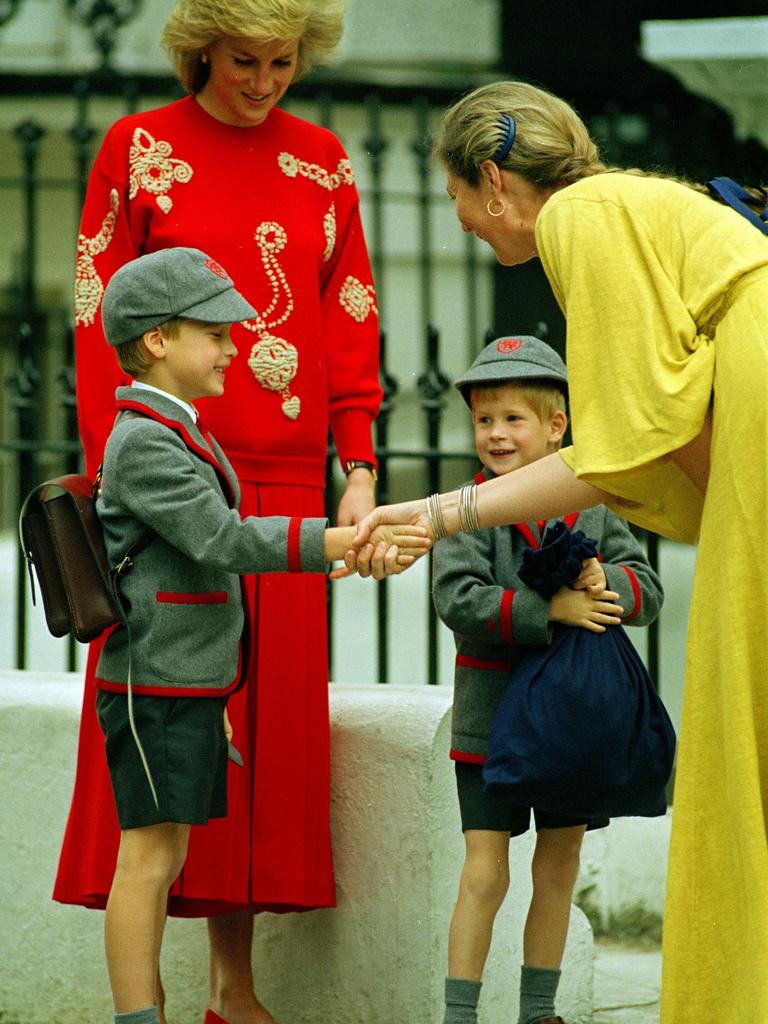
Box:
(339, 275), (378, 323)
(322, 203), (336, 263)
(75, 188), (120, 327)
(242, 221), (301, 420)
(278, 151), (354, 190)
(129, 127), (193, 214)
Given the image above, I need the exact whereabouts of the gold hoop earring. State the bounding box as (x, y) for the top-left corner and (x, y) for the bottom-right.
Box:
(486, 197), (505, 217)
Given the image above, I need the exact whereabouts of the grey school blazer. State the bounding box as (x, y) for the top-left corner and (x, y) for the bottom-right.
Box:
(96, 386), (328, 696)
(432, 470), (664, 761)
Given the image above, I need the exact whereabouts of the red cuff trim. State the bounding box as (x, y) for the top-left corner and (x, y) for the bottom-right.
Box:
(287, 517), (302, 572)
(620, 564), (642, 620)
(500, 589), (514, 645)
(155, 591), (228, 604)
(456, 654), (513, 672)
(450, 749), (486, 764)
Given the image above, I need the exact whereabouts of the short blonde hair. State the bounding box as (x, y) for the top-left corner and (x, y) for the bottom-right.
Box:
(470, 379), (567, 426)
(114, 318), (182, 377)
(162, 0), (346, 93)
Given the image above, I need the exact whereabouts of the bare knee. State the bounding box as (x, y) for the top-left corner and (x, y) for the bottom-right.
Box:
(531, 826), (585, 895)
(460, 832), (510, 911)
(114, 823), (190, 890)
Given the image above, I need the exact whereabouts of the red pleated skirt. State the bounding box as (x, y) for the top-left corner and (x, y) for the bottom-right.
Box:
(52, 482), (335, 917)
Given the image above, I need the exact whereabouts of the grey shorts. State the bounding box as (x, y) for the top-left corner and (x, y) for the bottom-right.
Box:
(455, 761), (609, 835)
(96, 689), (229, 830)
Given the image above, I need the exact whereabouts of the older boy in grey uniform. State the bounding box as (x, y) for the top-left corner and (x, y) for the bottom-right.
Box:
(94, 248), (428, 1024)
(432, 336), (663, 1024)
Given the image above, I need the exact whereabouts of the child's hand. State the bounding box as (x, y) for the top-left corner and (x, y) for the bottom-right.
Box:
(571, 556), (608, 596)
(548, 584), (623, 633)
(223, 706), (233, 743)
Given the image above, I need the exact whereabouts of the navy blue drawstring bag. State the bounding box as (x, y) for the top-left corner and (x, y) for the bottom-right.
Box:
(483, 522), (676, 818)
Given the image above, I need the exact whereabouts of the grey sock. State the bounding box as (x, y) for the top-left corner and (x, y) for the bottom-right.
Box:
(114, 1007), (160, 1024)
(443, 976), (482, 1024)
(518, 964), (561, 1024)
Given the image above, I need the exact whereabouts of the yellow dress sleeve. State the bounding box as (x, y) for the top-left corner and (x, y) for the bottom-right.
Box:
(537, 186), (713, 543)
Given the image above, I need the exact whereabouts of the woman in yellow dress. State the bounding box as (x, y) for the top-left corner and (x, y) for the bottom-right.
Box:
(353, 81), (768, 1024)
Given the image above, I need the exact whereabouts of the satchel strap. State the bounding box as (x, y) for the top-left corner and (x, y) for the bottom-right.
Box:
(92, 464), (155, 580)
(707, 177), (768, 235)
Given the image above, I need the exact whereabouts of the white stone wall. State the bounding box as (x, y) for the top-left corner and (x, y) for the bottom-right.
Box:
(0, 671), (594, 1024)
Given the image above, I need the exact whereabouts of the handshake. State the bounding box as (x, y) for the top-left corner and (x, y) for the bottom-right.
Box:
(326, 497), (438, 581)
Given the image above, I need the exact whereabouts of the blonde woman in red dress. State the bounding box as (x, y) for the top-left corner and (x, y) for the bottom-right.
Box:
(54, 3), (381, 1022)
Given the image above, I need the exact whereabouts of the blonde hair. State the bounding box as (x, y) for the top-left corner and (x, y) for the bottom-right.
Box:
(162, 0), (345, 93)
(470, 379), (567, 426)
(115, 318), (182, 377)
(436, 80), (767, 213)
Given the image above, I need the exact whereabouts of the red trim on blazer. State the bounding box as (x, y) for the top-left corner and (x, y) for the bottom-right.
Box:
(155, 591), (228, 604)
(515, 511), (581, 550)
(456, 653), (514, 672)
(450, 749), (487, 764)
(500, 589), (514, 644)
(620, 564), (642, 620)
(95, 676), (242, 698)
(287, 517), (302, 572)
(514, 522), (540, 548)
(115, 400), (236, 505)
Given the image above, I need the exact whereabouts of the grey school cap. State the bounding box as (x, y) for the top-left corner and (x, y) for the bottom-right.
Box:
(454, 335), (568, 406)
(101, 247), (259, 347)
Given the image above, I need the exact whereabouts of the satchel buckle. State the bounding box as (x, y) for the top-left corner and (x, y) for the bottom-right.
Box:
(113, 555), (134, 576)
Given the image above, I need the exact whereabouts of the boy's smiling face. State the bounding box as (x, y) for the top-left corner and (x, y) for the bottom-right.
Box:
(142, 319), (238, 403)
(470, 383), (566, 476)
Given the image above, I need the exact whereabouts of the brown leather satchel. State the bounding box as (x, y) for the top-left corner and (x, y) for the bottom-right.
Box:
(18, 472), (152, 643)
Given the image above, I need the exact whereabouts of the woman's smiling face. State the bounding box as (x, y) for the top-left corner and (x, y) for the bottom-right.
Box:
(197, 37), (298, 127)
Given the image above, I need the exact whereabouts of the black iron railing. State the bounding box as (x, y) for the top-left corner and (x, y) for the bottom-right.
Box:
(0, 60), (661, 687)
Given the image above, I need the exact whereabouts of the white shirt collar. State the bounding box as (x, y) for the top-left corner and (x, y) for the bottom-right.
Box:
(131, 381), (198, 424)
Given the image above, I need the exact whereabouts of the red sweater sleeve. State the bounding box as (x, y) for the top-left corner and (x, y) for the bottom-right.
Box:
(319, 142), (382, 468)
(74, 123), (135, 477)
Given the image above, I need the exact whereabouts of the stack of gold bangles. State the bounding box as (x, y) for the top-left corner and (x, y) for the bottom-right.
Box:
(425, 482), (479, 539)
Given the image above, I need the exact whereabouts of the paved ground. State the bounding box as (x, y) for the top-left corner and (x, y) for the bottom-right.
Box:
(592, 941), (661, 1023)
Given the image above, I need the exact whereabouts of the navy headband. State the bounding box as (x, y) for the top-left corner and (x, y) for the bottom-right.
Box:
(492, 112), (516, 162)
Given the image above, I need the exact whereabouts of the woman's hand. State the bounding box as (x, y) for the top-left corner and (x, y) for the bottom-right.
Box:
(223, 706), (233, 743)
(330, 522), (431, 581)
(336, 468), (377, 526)
(353, 499), (431, 544)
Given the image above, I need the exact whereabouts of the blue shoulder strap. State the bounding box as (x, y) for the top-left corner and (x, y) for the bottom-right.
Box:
(706, 177), (768, 235)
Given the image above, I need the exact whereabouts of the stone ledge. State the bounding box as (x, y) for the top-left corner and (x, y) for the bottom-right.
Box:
(0, 672), (593, 1024)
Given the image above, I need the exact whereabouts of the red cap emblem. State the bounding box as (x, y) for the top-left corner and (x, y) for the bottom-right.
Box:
(496, 337), (523, 353)
(204, 257), (228, 280)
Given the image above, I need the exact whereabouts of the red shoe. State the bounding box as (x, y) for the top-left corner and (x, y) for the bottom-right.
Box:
(203, 1012), (229, 1024)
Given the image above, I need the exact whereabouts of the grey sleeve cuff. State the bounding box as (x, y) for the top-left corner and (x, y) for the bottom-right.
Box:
(510, 588), (555, 645)
(602, 563), (635, 614)
(299, 518), (330, 573)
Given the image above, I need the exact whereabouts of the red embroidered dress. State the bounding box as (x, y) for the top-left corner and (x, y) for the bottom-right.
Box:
(54, 96), (381, 915)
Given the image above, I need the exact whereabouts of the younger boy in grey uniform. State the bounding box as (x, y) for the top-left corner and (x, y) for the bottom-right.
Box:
(95, 247), (429, 1024)
(432, 336), (663, 1024)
